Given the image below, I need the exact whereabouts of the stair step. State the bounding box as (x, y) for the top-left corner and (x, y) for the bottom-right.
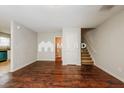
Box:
(82, 54), (90, 55)
(81, 53), (89, 55)
(81, 51), (89, 53)
(81, 50), (88, 52)
(81, 48), (94, 65)
(82, 54), (90, 57)
(81, 60), (94, 65)
(81, 57), (92, 60)
(82, 60), (93, 63)
(81, 62), (93, 65)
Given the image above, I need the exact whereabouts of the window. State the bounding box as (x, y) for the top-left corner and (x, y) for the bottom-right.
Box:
(0, 37), (10, 47)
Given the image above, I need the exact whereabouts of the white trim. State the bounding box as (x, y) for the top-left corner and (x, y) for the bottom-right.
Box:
(54, 36), (62, 60)
(10, 60), (35, 72)
(10, 20), (13, 72)
(63, 63), (81, 66)
(37, 59), (55, 61)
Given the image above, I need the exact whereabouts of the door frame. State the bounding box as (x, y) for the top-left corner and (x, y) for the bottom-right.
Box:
(54, 36), (62, 62)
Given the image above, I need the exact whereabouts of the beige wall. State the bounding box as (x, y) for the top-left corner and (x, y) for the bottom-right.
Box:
(0, 32), (10, 38)
(11, 21), (37, 72)
(37, 31), (62, 61)
(83, 10), (124, 82)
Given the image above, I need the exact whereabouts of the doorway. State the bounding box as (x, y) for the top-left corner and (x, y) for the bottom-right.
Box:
(55, 37), (62, 64)
(0, 32), (11, 76)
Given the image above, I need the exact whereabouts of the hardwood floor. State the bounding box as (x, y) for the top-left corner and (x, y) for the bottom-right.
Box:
(0, 61), (124, 88)
(0, 61), (10, 76)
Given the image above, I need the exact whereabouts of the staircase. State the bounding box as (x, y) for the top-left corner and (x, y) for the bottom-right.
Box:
(81, 48), (94, 65)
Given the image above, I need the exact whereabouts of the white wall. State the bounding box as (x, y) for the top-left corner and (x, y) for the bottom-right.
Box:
(7, 50), (10, 60)
(11, 21), (37, 72)
(62, 28), (81, 65)
(0, 29), (10, 34)
(83, 10), (124, 82)
(37, 31), (62, 61)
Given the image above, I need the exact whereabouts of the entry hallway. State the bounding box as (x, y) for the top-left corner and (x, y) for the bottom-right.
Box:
(0, 61), (124, 88)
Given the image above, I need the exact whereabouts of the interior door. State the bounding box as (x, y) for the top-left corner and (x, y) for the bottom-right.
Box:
(55, 37), (62, 62)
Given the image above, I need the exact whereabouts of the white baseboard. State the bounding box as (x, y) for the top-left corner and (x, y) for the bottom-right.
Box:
(10, 60), (36, 72)
(95, 62), (124, 83)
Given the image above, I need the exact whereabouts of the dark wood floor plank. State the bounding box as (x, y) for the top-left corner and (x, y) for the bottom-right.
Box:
(0, 61), (124, 88)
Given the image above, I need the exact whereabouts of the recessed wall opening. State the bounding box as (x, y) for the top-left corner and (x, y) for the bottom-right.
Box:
(0, 28), (11, 76)
(55, 36), (62, 64)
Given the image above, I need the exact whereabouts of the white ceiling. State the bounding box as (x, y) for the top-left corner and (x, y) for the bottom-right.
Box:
(0, 5), (124, 33)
